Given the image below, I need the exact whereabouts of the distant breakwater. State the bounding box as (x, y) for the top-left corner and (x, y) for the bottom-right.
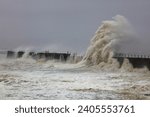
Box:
(7, 51), (71, 61)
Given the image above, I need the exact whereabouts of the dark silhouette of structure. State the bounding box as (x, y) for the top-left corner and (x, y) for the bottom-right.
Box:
(17, 51), (25, 58)
(6, 51), (70, 61)
(7, 51), (15, 58)
(113, 53), (150, 69)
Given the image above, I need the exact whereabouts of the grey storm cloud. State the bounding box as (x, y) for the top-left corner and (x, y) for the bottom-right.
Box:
(0, 0), (150, 54)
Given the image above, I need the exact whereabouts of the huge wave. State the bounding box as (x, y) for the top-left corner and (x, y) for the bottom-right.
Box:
(82, 15), (147, 71)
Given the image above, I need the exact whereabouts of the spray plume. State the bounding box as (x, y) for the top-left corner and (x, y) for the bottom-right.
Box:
(83, 15), (135, 68)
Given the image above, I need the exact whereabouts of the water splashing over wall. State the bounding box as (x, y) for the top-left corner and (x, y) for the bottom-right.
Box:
(83, 15), (136, 70)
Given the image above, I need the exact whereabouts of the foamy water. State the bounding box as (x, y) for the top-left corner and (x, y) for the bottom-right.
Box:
(0, 15), (150, 100)
(0, 54), (150, 100)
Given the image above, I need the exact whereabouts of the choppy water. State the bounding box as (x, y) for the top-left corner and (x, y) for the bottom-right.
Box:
(0, 54), (150, 100)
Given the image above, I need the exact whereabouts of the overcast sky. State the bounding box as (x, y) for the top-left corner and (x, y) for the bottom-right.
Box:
(0, 0), (150, 54)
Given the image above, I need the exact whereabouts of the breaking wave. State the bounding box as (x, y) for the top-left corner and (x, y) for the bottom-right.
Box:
(83, 15), (133, 65)
(1, 15), (149, 72)
(82, 15), (148, 72)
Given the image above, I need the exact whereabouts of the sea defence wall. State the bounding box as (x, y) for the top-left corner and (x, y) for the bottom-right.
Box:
(7, 51), (71, 61)
(113, 53), (150, 69)
(7, 51), (16, 58)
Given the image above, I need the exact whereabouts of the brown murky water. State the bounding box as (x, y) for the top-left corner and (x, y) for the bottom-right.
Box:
(0, 54), (150, 100)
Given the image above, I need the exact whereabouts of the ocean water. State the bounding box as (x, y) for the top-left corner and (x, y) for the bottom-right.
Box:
(0, 53), (150, 100)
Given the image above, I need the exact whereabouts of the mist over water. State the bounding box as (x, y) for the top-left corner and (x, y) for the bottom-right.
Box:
(0, 15), (150, 100)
